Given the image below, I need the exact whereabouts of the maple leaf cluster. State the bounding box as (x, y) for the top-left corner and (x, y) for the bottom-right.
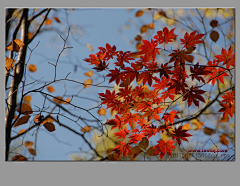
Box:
(84, 27), (234, 160)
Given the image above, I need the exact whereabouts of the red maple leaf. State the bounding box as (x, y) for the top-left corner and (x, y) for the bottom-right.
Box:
(153, 27), (177, 44)
(182, 86), (206, 107)
(162, 110), (179, 125)
(190, 62), (211, 83)
(172, 126), (192, 146)
(114, 127), (130, 139)
(215, 46), (235, 69)
(129, 132), (146, 145)
(180, 30), (204, 49)
(153, 139), (176, 159)
(113, 141), (132, 158)
(218, 90), (235, 119)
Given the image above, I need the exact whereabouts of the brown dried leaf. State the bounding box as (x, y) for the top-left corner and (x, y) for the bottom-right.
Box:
(203, 127), (215, 135)
(14, 116), (31, 128)
(28, 148), (36, 155)
(148, 23), (155, 29)
(17, 104), (33, 115)
(84, 70), (94, 77)
(139, 137), (149, 150)
(140, 25), (148, 33)
(24, 141), (34, 148)
(219, 116), (229, 123)
(135, 35), (142, 41)
(136, 42), (143, 51)
(43, 122), (56, 132)
(12, 155), (28, 161)
(98, 108), (107, 116)
(136, 10), (144, 17)
(28, 32), (33, 40)
(47, 86), (55, 93)
(42, 115), (55, 124)
(210, 31), (219, 42)
(53, 16), (61, 23)
(83, 79), (92, 88)
(130, 146), (142, 159)
(210, 20), (218, 28)
(6, 39), (25, 52)
(146, 147), (157, 156)
(18, 129), (26, 134)
(27, 64), (37, 72)
(119, 78), (130, 87)
(131, 121), (136, 129)
(23, 95), (32, 103)
(81, 126), (91, 133)
(34, 115), (44, 124)
(108, 152), (120, 161)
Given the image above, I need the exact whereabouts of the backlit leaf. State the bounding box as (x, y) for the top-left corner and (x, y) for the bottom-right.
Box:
(81, 126), (91, 133)
(83, 79), (92, 88)
(6, 39), (25, 52)
(47, 86), (55, 93)
(98, 108), (107, 116)
(84, 70), (94, 77)
(28, 148), (36, 155)
(24, 141), (34, 148)
(182, 123), (191, 130)
(45, 19), (52, 25)
(43, 122), (56, 132)
(14, 116), (31, 128)
(17, 104), (33, 115)
(27, 64), (37, 72)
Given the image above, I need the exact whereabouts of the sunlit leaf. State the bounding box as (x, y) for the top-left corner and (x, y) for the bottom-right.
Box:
(98, 108), (107, 116)
(139, 137), (149, 150)
(17, 104), (33, 115)
(182, 123), (191, 130)
(5, 56), (15, 73)
(81, 126), (91, 133)
(24, 141), (34, 148)
(43, 122), (56, 132)
(12, 155), (28, 161)
(18, 129), (26, 134)
(84, 70), (94, 77)
(46, 86), (55, 93)
(14, 116), (31, 128)
(6, 39), (25, 52)
(148, 22), (155, 29)
(83, 79), (92, 88)
(136, 10), (144, 17)
(27, 64), (37, 72)
(28, 148), (36, 155)
(191, 119), (204, 130)
(23, 95), (32, 103)
(86, 43), (93, 51)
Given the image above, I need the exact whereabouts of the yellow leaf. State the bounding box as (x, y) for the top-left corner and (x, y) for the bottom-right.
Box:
(28, 148), (36, 155)
(139, 137), (149, 150)
(23, 95), (32, 103)
(43, 122), (56, 132)
(142, 85), (149, 93)
(81, 126), (91, 133)
(46, 86), (55, 93)
(24, 141), (34, 148)
(191, 119), (204, 130)
(182, 123), (191, 130)
(167, 18), (175, 25)
(5, 56), (15, 73)
(83, 79), (92, 88)
(136, 10), (144, 17)
(86, 43), (93, 51)
(84, 70), (93, 77)
(6, 39), (25, 52)
(98, 108), (107, 116)
(27, 64), (37, 72)
(17, 104), (33, 115)
(14, 116), (31, 128)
